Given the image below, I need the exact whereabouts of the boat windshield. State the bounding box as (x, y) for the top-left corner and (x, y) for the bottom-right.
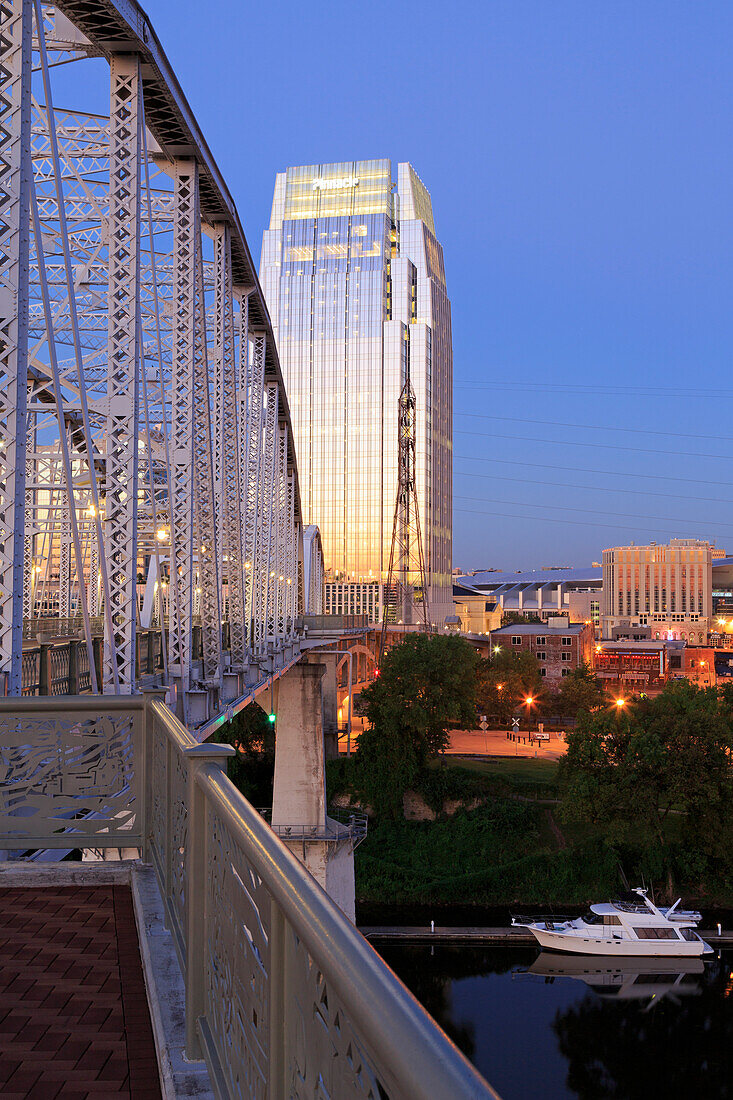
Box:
(612, 899), (652, 914)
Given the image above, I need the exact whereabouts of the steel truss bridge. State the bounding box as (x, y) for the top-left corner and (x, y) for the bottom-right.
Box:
(0, 4), (498, 1097)
(1, 0), (325, 723)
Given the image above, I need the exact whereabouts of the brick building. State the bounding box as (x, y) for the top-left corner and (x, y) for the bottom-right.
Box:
(490, 617), (594, 687)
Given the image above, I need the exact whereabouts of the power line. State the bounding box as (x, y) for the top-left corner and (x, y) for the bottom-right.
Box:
(452, 503), (729, 539)
(455, 428), (729, 461)
(453, 451), (733, 489)
(455, 380), (733, 399)
(455, 494), (733, 530)
(453, 463), (733, 506)
(457, 410), (732, 443)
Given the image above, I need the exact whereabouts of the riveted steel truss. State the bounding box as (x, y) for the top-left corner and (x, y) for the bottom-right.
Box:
(0, 0), (319, 710)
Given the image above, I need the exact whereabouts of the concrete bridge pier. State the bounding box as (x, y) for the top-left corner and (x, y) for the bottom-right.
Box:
(271, 660), (356, 921)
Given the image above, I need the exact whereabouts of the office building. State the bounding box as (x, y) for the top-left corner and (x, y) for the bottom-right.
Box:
(260, 160), (452, 624)
(601, 540), (712, 642)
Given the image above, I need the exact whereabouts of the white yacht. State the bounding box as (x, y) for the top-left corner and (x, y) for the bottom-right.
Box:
(512, 888), (712, 957)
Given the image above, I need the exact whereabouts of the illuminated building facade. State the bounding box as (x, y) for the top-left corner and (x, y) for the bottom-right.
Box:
(260, 160), (452, 624)
(601, 539), (713, 642)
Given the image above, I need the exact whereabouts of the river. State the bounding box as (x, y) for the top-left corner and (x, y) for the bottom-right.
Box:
(377, 943), (733, 1099)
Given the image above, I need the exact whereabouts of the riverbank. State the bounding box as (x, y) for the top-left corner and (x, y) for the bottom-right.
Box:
(330, 755), (733, 911)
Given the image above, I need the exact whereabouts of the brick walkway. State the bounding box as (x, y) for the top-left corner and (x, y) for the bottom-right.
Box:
(0, 884), (161, 1099)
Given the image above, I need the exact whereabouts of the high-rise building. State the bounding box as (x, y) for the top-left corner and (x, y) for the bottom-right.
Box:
(601, 539), (713, 642)
(260, 160), (452, 625)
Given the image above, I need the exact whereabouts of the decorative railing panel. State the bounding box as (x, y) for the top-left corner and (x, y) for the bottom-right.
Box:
(21, 649), (40, 695)
(0, 698), (143, 847)
(0, 695), (496, 1099)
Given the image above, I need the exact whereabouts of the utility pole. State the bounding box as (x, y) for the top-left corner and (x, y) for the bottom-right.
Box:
(380, 375), (430, 661)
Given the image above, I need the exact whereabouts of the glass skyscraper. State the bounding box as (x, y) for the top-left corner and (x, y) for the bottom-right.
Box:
(260, 160), (452, 625)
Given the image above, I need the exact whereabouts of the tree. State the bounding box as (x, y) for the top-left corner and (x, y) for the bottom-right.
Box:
(215, 702), (275, 806)
(549, 663), (608, 718)
(475, 648), (543, 723)
(559, 680), (733, 896)
(356, 634), (478, 818)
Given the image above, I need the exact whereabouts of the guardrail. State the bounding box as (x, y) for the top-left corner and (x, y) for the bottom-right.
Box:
(0, 695), (497, 1099)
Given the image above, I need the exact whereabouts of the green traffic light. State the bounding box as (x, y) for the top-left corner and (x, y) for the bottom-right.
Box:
(268, 713), (276, 723)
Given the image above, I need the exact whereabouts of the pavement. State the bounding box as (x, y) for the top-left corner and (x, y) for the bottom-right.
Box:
(446, 728), (568, 760)
(0, 884), (161, 1099)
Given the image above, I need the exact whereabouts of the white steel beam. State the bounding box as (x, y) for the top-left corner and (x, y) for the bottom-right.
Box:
(168, 158), (197, 697)
(255, 380), (277, 653)
(214, 225), (245, 670)
(0, 0), (32, 693)
(103, 53), (142, 693)
(243, 331), (265, 653)
(193, 200), (222, 686)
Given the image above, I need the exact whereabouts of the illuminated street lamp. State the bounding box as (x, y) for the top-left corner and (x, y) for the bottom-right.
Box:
(615, 698), (626, 709)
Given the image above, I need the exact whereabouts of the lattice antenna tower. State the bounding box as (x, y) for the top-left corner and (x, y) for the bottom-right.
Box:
(380, 375), (430, 659)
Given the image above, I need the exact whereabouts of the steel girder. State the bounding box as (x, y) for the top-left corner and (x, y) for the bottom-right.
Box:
(0, 0), (32, 694)
(243, 333), (265, 652)
(103, 53), (141, 693)
(0, 0), (316, 704)
(213, 225), (245, 671)
(168, 159), (196, 694)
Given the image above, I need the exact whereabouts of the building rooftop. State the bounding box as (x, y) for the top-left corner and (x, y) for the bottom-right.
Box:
(460, 567), (602, 587)
(492, 622), (587, 636)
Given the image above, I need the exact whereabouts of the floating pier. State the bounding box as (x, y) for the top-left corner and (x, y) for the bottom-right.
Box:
(360, 925), (733, 945)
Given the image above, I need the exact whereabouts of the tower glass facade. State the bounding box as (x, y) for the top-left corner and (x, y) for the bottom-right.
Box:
(260, 160), (452, 624)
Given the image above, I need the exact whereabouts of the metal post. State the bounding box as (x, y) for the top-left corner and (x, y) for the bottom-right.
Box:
(183, 742), (234, 1059)
(0, 0), (32, 695)
(104, 53), (142, 693)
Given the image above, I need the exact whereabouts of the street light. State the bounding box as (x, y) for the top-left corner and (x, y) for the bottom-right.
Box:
(615, 698), (625, 709)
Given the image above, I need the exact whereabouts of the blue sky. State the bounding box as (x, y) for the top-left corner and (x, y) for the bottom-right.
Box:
(62, 0), (733, 570)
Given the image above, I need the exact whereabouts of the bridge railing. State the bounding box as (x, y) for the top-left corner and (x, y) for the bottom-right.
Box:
(0, 696), (497, 1100)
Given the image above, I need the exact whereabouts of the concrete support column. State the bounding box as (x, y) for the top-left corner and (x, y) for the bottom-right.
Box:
(271, 659), (355, 921)
(272, 661), (327, 829)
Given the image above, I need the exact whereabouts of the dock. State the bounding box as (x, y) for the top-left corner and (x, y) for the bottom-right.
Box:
(360, 925), (733, 945)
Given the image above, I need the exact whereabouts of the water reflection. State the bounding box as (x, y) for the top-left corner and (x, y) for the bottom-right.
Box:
(378, 943), (733, 1100)
(524, 953), (705, 1007)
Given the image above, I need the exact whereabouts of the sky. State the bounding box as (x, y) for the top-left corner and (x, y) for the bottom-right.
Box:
(59, 0), (733, 572)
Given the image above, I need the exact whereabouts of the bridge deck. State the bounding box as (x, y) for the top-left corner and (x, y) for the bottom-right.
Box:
(0, 884), (160, 1099)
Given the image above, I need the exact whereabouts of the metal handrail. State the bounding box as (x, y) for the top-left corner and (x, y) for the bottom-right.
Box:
(199, 765), (497, 1100)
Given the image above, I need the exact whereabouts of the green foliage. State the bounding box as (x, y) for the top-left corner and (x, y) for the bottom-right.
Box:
(475, 647), (543, 722)
(547, 663), (608, 717)
(355, 800), (620, 905)
(501, 611), (542, 626)
(559, 680), (733, 894)
(215, 702), (275, 806)
(355, 634), (479, 819)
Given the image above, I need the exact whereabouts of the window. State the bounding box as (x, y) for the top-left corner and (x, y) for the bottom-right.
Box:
(635, 927), (678, 940)
(561, 668), (570, 677)
(511, 636), (522, 645)
(561, 652), (571, 662)
(539, 668), (547, 677)
(535, 636), (546, 645)
(562, 637), (572, 647)
(603, 915), (622, 926)
(536, 651), (546, 661)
